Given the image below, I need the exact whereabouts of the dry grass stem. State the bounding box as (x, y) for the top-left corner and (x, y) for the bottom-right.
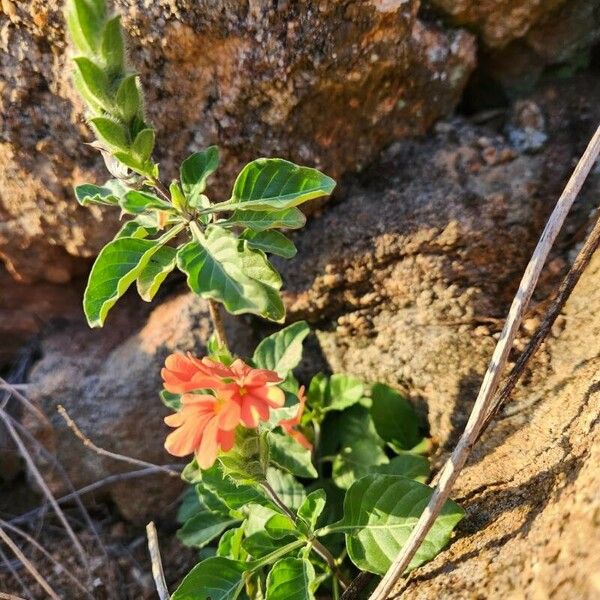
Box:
(146, 521), (170, 600)
(370, 123), (600, 599)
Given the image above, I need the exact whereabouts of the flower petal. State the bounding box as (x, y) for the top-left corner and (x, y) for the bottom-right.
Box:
(195, 417), (220, 469)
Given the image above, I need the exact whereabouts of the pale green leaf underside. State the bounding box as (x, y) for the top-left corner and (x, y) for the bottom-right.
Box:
(170, 557), (247, 600)
(177, 510), (239, 548)
(269, 431), (317, 479)
(334, 474), (464, 574)
(266, 557), (316, 600)
(83, 237), (161, 327)
(266, 467), (307, 510)
(225, 207), (306, 231)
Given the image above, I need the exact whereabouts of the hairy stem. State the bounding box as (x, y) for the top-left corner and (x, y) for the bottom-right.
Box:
(261, 482), (350, 590)
(208, 299), (229, 351)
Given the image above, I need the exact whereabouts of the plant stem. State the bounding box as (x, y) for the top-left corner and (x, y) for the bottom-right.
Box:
(261, 482), (350, 590)
(208, 299), (229, 351)
(151, 177), (172, 203)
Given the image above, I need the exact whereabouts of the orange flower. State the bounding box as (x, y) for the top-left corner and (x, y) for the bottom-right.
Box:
(164, 391), (240, 469)
(216, 359), (285, 428)
(280, 386), (311, 449)
(161, 353), (218, 394)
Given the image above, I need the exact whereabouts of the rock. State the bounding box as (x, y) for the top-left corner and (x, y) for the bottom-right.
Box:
(26, 290), (256, 523)
(0, 0), (476, 283)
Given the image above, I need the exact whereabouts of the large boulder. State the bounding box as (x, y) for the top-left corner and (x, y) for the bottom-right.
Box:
(26, 290), (256, 523)
(0, 0), (475, 284)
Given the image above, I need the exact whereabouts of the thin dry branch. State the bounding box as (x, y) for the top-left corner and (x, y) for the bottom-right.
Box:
(0, 544), (31, 599)
(370, 123), (600, 599)
(0, 407), (89, 568)
(0, 377), (50, 426)
(0, 519), (92, 598)
(0, 525), (62, 600)
(146, 522), (170, 600)
(57, 404), (181, 477)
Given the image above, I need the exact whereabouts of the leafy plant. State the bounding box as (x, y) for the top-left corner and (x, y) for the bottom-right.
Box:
(66, 1), (465, 597)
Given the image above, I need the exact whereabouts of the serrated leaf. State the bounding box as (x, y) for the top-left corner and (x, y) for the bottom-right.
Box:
(181, 146), (219, 204)
(100, 16), (123, 73)
(225, 208), (306, 232)
(132, 128), (155, 161)
(90, 116), (129, 150)
(269, 432), (317, 479)
(176, 227), (272, 320)
(331, 474), (465, 574)
(266, 558), (316, 600)
(241, 230), (297, 258)
(177, 510), (240, 548)
(136, 245), (176, 301)
(297, 489), (326, 531)
(375, 453), (430, 483)
(327, 374), (364, 412)
(83, 237), (162, 327)
(73, 57), (111, 111)
(171, 557), (247, 600)
(370, 383), (423, 451)
(115, 74), (141, 121)
(266, 467), (307, 510)
(119, 190), (172, 214)
(225, 158), (335, 211)
(253, 321), (310, 378)
(201, 464), (266, 511)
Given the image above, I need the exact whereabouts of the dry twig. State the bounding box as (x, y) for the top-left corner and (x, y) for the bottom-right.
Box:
(57, 404), (180, 477)
(0, 525), (62, 600)
(146, 521), (170, 600)
(370, 124), (600, 599)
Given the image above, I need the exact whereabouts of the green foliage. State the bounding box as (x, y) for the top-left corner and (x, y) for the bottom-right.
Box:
(253, 321), (310, 378)
(268, 432), (317, 479)
(266, 558), (316, 600)
(171, 557), (247, 600)
(328, 474), (465, 574)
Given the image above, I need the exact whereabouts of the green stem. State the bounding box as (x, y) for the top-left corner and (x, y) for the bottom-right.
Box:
(261, 482), (350, 590)
(250, 539), (305, 571)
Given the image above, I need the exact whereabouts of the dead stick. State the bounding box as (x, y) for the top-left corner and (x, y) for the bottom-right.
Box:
(0, 525), (62, 600)
(146, 522), (170, 600)
(208, 299), (229, 351)
(57, 404), (180, 477)
(478, 209), (600, 437)
(370, 123), (600, 599)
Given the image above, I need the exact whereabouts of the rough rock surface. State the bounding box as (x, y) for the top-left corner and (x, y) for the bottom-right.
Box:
(277, 76), (600, 598)
(26, 290), (256, 523)
(0, 0), (475, 283)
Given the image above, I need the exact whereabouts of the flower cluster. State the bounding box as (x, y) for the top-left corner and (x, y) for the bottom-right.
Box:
(162, 353), (306, 468)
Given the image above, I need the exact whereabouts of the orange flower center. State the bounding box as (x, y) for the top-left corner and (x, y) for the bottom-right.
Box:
(238, 386), (248, 396)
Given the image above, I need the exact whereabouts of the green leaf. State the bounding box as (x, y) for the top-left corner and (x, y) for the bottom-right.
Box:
(176, 226), (272, 319)
(177, 510), (240, 548)
(241, 230), (297, 258)
(113, 213), (159, 239)
(332, 438), (388, 490)
(74, 181), (123, 206)
(119, 190), (172, 214)
(370, 383), (422, 451)
(252, 321), (310, 378)
(67, 0), (104, 54)
(90, 116), (129, 151)
(217, 527), (245, 560)
(181, 146), (219, 204)
(227, 158), (335, 211)
(266, 467), (306, 510)
(266, 558), (315, 600)
(115, 75), (141, 122)
(171, 557), (247, 600)
(73, 57), (111, 112)
(177, 486), (203, 524)
(100, 16), (124, 73)
(306, 373), (328, 411)
(181, 458), (204, 484)
(160, 389), (181, 411)
(332, 474), (465, 574)
(265, 513), (297, 539)
(375, 454), (430, 483)
(83, 237), (163, 327)
(136, 245), (176, 301)
(225, 208), (306, 232)
(327, 374), (364, 412)
(201, 464), (266, 511)
(218, 428), (269, 484)
(268, 431), (317, 479)
(132, 128), (155, 162)
(297, 489), (326, 531)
